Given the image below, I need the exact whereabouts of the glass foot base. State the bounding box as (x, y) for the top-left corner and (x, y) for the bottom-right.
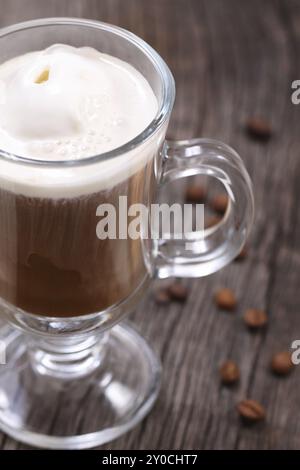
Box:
(0, 322), (161, 449)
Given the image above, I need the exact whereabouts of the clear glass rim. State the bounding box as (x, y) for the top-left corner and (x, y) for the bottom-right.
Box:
(0, 17), (175, 168)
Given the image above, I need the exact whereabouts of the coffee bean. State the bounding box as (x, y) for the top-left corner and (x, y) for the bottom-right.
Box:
(185, 185), (206, 203)
(220, 360), (240, 385)
(271, 351), (294, 376)
(235, 245), (248, 261)
(205, 215), (222, 229)
(168, 282), (188, 302)
(154, 288), (170, 305)
(245, 117), (272, 141)
(210, 194), (228, 214)
(237, 399), (266, 422)
(215, 288), (237, 311)
(244, 309), (267, 329)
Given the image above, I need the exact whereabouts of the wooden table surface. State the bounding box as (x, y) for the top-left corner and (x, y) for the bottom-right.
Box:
(0, 0), (300, 450)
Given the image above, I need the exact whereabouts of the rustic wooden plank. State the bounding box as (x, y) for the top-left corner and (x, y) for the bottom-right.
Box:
(0, 0), (299, 450)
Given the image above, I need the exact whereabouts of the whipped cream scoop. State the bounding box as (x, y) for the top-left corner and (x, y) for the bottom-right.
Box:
(0, 44), (158, 159)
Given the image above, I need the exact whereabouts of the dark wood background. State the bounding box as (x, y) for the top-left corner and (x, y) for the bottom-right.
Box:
(0, 0), (300, 450)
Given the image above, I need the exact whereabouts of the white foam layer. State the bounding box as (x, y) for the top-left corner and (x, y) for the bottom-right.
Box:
(0, 45), (159, 198)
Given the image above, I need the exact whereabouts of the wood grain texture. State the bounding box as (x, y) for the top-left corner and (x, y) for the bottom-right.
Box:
(0, 0), (300, 450)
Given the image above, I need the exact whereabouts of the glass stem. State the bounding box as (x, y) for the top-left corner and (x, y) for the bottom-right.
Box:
(28, 331), (109, 379)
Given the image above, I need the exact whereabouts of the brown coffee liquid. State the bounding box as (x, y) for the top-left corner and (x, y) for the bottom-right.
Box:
(0, 159), (155, 317)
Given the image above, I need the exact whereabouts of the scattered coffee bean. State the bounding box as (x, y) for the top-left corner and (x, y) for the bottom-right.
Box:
(220, 360), (240, 385)
(235, 245), (248, 261)
(237, 399), (266, 422)
(168, 282), (188, 302)
(271, 351), (294, 376)
(205, 215), (222, 229)
(244, 309), (267, 330)
(245, 117), (272, 141)
(210, 194), (228, 214)
(185, 185), (206, 203)
(215, 288), (237, 311)
(154, 288), (170, 305)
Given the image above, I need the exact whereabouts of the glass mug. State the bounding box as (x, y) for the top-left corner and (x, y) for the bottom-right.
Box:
(0, 18), (254, 448)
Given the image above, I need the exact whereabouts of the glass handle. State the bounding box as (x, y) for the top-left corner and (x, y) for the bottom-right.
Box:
(152, 138), (254, 278)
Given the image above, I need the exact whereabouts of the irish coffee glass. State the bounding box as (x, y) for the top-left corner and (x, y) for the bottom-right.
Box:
(0, 18), (254, 448)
